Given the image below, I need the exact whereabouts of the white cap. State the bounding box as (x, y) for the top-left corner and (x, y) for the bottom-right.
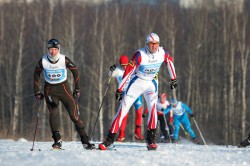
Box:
(146, 33), (160, 43)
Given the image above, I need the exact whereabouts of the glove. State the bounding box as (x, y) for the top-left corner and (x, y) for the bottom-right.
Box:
(169, 79), (177, 90)
(73, 89), (80, 100)
(142, 114), (146, 118)
(110, 64), (116, 72)
(34, 92), (44, 101)
(161, 108), (164, 112)
(189, 113), (195, 118)
(115, 90), (122, 101)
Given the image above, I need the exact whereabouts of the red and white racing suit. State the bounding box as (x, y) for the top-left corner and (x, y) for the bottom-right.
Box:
(110, 46), (176, 133)
(110, 66), (143, 139)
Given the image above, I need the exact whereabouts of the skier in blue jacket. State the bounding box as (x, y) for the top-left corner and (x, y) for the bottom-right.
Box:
(164, 99), (200, 144)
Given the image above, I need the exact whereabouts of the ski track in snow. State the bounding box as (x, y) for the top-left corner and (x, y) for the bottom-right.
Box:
(0, 139), (250, 166)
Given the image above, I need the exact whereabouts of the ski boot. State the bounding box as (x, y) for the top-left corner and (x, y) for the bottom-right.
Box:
(160, 137), (169, 143)
(116, 132), (125, 142)
(192, 138), (201, 145)
(99, 132), (116, 150)
(116, 137), (125, 142)
(160, 135), (166, 143)
(146, 129), (157, 150)
(160, 131), (170, 143)
(172, 139), (178, 144)
(134, 126), (144, 140)
(134, 133), (144, 140)
(52, 131), (62, 149)
(81, 135), (95, 150)
(238, 135), (250, 148)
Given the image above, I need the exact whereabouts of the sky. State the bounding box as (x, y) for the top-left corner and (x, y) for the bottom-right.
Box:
(0, 138), (250, 166)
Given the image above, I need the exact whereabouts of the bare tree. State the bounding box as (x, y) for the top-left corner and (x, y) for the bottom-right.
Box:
(0, 5), (5, 136)
(233, 8), (250, 139)
(13, 8), (25, 136)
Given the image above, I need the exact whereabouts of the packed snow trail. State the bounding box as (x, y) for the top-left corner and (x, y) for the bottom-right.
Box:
(0, 139), (250, 166)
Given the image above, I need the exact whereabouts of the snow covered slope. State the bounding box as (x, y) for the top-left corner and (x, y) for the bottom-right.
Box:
(0, 139), (250, 166)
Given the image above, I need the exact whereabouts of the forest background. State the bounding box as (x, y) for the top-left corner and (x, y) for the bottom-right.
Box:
(0, 0), (250, 146)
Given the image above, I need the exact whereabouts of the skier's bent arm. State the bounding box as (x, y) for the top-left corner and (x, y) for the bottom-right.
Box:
(66, 57), (80, 90)
(164, 51), (176, 80)
(163, 105), (171, 115)
(182, 103), (193, 115)
(117, 52), (139, 92)
(34, 58), (43, 93)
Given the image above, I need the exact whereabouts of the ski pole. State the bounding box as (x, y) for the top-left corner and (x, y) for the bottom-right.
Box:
(192, 117), (207, 145)
(172, 88), (177, 100)
(163, 114), (172, 143)
(76, 100), (80, 115)
(90, 74), (113, 139)
(30, 101), (42, 151)
(180, 124), (188, 136)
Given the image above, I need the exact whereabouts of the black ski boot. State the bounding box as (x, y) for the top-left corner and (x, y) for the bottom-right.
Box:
(161, 130), (170, 143)
(81, 135), (95, 150)
(52, 131), (62, 149)
(238, 134), (250, 148)
(172, 139), (178, 143)
(99, 132), (116, 150)
(146, 129), (157, 150)
(192, 137), (201, 145)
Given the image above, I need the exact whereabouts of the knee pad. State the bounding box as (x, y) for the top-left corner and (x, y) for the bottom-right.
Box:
(47, 95), (59, 108)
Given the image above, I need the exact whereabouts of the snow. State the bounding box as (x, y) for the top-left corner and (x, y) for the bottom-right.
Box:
(0, 139), (250, 166)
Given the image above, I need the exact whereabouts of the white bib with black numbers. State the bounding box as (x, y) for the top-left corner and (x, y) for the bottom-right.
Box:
(42, 54), (67, 84)
(136, 47), (165, 80)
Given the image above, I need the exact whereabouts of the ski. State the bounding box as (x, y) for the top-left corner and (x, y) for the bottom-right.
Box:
(147, 148), (157, 151)
(138, 148), (157, 151)
(51, 147), (65, 151)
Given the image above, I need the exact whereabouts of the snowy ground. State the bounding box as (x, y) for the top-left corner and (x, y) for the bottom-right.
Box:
(0, 139), (250, 166)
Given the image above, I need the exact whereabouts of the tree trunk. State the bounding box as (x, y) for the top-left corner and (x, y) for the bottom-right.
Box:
(229, 44), (235, 144)
(13, 14), (25, 137)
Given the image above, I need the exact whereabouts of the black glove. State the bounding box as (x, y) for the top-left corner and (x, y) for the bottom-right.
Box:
(34, 92), (44, 101)
(115, 90), (122, 101)
(142, 114), (146, 118)
(73, 89), (80, 100)
(110, 64), (116, 72)
(161, 108), (164, 112)
(169, 79), (177, 90)
(189, 113), (195, 118)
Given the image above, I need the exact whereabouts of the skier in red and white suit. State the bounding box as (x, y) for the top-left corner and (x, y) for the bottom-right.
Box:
(109, 55), (144, 141)
(99, 33), (177, 150)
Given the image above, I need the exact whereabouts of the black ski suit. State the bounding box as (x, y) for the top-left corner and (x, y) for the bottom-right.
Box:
(34, 55), (88, 139)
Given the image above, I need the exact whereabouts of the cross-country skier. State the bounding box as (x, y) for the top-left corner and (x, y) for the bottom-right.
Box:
(156, 93), (174, 143)
(99, 32), (177, 150)
(109, 55), (144, 142)
(238, 134), (250, 148)
(164, 99), (200, 144)
(33, 39), (95, 150)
